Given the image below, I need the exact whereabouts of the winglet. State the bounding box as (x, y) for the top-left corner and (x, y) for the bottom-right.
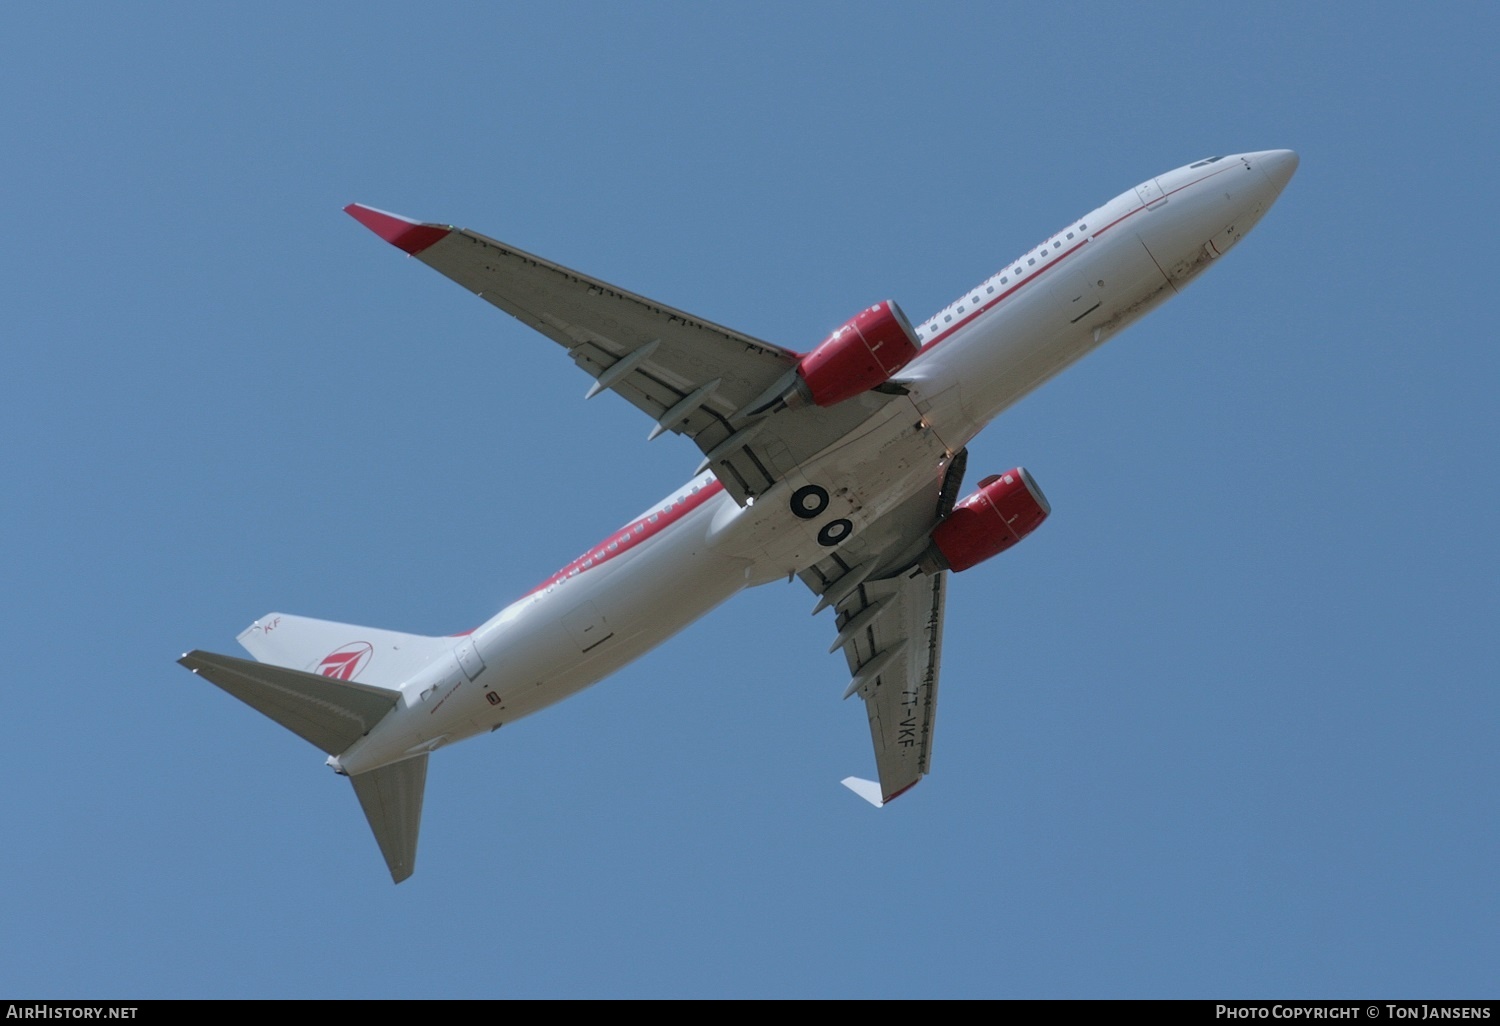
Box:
(841, 777), (885, 808)
(344, 203), (451, 255)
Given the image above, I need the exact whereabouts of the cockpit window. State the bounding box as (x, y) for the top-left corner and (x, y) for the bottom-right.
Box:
(1189, 156), (1224, 168)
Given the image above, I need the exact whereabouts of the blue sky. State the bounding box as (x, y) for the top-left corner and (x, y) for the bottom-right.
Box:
(3, 2), (1496, 998)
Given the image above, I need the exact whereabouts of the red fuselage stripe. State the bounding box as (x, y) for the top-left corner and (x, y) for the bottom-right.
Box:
(918, 163), (1238, 355)
(883, 780), (920, 803)
(526, 479), (727, 595)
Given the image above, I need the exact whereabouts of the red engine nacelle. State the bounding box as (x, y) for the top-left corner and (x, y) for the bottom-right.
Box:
(925, 467), (1051, 573)
(797, 300), (921, 407)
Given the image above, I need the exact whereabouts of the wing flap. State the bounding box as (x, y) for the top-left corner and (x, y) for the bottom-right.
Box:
(346, 204), (910, 504)
(412, 227), (794, 405)
(801, 452), (966, 803)
(843, 569), (946, 802)
(384, 220), (799, 501)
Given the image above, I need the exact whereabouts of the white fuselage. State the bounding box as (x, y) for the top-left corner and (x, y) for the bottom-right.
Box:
(331, 150), (1297, 776)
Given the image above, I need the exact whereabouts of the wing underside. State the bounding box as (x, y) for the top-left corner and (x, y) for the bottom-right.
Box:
(844, 568), (946, 802)
(347, 205), (893, 503)
(799, 451), (967, 802)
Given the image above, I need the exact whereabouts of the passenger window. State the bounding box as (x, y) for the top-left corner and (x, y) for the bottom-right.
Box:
(1080, 223), (1087, 230)
(1001, 277), (1008, 284)
(1027, 258), (1035, 266)
(944, 314), (952, 322)
(957, 306), (965, 314)
(1066, 232), (1074, 239)
(986, 286), (994, 293)
(1053, 241), (1061, 249)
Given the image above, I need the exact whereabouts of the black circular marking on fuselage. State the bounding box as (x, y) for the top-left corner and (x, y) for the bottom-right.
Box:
(791, 484), (830, 520)
(817, 518), (853, 546)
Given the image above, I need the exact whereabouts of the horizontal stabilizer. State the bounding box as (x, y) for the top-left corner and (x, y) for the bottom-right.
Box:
(841, 777), (886, 808)
(179, 650), (400, 756)
(351, 755), (428, 884)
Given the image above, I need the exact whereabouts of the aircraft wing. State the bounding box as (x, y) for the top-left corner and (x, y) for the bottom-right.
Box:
(346, 205), (894, 504)
(798, 451), (967, 804)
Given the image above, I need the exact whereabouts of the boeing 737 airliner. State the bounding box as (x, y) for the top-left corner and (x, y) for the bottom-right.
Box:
(180, 150), (1299, 881)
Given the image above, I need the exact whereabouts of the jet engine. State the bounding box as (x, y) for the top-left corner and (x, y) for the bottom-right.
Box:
(797, 300), (921, 407)
(919, 467), (1051, 573)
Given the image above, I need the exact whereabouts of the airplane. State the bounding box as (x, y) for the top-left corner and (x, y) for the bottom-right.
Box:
(180, 150), (1299, 882)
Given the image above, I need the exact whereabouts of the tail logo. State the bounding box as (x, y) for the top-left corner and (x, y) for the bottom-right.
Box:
(318, 642), (374, 681)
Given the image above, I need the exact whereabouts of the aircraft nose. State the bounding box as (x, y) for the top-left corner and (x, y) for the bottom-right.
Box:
(1256, 149), (1299, 196)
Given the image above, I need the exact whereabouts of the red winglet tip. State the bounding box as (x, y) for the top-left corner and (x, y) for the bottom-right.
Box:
(883, 781), (920, 804)
(343, 203), (451, 255)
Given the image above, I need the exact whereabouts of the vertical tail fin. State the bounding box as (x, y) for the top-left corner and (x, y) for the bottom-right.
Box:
(237, 612), (462, 689)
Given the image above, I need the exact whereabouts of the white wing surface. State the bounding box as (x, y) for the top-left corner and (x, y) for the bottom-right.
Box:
(799, 451), (967, 803)
(346, 204), (894, 504)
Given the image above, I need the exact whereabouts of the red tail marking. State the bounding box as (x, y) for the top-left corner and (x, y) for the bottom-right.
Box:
(317, 642), (374, 681)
